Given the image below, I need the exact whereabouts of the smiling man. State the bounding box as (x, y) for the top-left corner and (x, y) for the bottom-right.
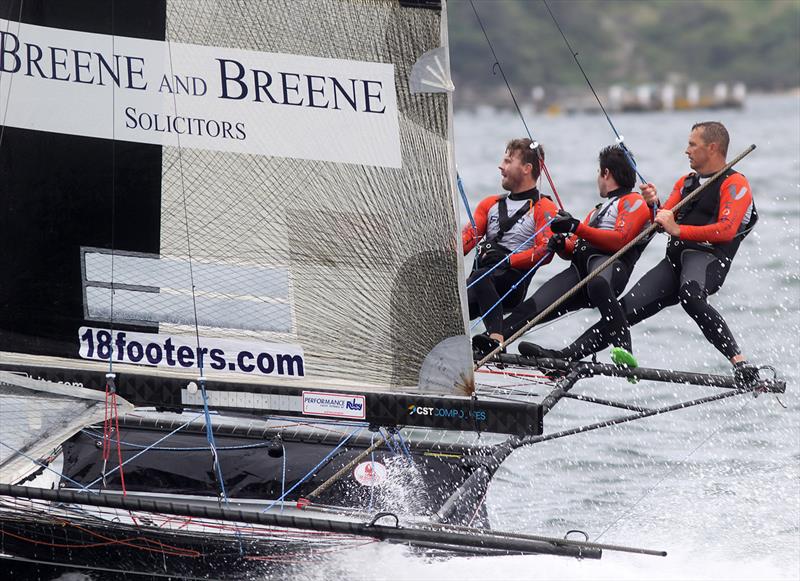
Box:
(462, 138), (557, 356)
(532, 122), (761, 386)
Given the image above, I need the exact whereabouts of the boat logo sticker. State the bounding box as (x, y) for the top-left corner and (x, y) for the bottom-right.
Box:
(79, 326), (305, 378)
(353, 461), (388, 487)
(302, 391), (366, 419)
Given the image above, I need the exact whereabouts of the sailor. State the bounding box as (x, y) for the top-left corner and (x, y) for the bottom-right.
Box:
(524, 122), (761, 386)
(463, 138), (558, 355)
(487, 145), (650, 362)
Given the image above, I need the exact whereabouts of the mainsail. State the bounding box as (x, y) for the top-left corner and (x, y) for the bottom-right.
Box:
(0, 0), (472, 396)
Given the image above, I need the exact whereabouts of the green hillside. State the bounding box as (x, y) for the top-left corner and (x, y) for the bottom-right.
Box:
(447, 0), (800, 99)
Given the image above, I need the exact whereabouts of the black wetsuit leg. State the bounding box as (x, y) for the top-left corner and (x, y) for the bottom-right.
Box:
(501, 265), (588, 338)
(467, 267), (529, 336)
(677, 250), (740, 359)
(562, 258), (680, 360)
(583, 256), (633, 352)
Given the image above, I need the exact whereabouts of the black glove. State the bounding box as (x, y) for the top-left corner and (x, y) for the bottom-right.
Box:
(476, 241), (509, 269)
(547, 233), (566, 253)
(550, 210), (580, 234)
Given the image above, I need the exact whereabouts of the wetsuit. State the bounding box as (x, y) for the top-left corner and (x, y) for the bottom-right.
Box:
(560, 170), (757, 361)
(502, 188), (651, 350)
(463, 188), (558, 336)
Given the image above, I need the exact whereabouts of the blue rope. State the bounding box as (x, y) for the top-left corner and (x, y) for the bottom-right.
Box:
(470, 250), (554, 331)
(394, 430), (414, 462)
(198, 380), (229, 503)
(80, 430), (281, 452)
(456, 172), (478, 231)
(261, 426), (362, 513)
(467, 216), (556, 290)
(0, 441), (90, 491)
(457, 172), (477, 233)
(85, 413), (204, 490)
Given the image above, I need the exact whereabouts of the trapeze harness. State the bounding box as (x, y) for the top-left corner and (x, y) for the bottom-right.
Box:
(561, 170), (758, 362)
(468, 188), (542, 336)
(502, 187), (650, 353)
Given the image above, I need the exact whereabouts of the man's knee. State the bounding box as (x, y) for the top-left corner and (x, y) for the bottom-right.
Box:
(586, 276), (613, 302)
(678, 280), (706, 312)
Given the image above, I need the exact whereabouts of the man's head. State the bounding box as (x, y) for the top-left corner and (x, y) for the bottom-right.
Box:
(597, 145), (636, 197)
(686, 121), (729, 174)
(499, 138), (544, 193)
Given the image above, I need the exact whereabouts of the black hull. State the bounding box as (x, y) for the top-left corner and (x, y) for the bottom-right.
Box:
(1, 416), (496, 578)
(58, 416), (491, 524)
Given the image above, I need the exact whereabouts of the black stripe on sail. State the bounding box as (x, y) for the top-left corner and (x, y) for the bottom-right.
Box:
(0, 1), (166, 359)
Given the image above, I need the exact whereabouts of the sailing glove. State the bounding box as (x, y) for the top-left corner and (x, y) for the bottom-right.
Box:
(547, 233), (566, 253)
(550, 210), (580, 234)
(476, 241), (510, 269)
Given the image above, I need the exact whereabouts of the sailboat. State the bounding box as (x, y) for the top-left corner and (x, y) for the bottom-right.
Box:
(0, 0), (784, 578)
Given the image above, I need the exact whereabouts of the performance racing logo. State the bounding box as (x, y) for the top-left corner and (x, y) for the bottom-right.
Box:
(302, 392), (366, 420)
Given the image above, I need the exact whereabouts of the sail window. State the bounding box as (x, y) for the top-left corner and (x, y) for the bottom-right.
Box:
(82, 249), (292, 333)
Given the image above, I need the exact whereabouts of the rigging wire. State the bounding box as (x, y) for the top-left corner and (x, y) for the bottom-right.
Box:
(0, 0), (23, 152)
(261, 427), (363, 513)
(594, 395), (755, 542)
(85, 414), (205, 490)
(163, 22), (230, 506)
(469, 0), (564, 210)
(0, 441), (90, 491)
(466, 216), (556, 290)
(541, 0), (648, 187)
(470, 250), (552, 330)
(99, 0), (126, 495)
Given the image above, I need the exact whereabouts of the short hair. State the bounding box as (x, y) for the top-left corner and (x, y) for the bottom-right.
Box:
(692, 121), (729, 156)
(506, 138), (545, 181)
(598, 144), (636, 190)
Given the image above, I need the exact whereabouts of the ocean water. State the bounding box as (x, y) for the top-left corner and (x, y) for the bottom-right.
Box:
(294, 94), (800, 580)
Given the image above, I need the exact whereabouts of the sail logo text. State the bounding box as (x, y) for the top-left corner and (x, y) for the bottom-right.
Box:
(408, 404), (487, 422)
(0, 20), (401, 167)
(302, 392), (366, 420)
(78, 327), (304, 378)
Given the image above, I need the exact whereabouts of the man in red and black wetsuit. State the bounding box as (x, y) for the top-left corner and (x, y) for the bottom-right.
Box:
(498, 145), (650, 356)
(463, 138), (558, 354)
(532, 122), (760, 386)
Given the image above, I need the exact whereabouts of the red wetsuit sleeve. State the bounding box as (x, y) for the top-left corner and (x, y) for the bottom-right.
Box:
(462, 195), (499, 254)
(675, 174), (753, 243)
(556, 234), (577, 260)
(573, 193), (651, 253)
(509, 197), (558, 269)
(662, 176), (689, 212)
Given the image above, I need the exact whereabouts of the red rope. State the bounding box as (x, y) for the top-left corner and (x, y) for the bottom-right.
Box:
(540, 162), (564, 210)
(111, 391), (127, 495)
(102, 378), (127, 495)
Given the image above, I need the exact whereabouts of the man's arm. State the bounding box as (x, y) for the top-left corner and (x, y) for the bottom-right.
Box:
(675, 174), (753, 243)
(573, 194), (651, 253)
(462, 196), (497, 254)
